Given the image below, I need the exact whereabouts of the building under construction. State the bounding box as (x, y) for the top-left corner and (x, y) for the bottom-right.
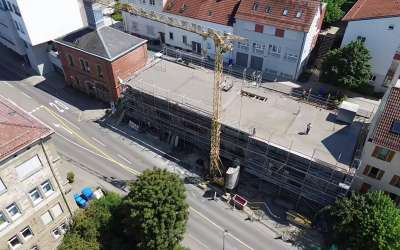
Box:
(120, 57), (367, 210)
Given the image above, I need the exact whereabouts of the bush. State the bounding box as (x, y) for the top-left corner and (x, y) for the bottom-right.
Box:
(67, 172), (75, 184)
(298, 69), (313, 83)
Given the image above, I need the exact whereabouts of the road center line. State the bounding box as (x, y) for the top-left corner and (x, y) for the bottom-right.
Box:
(117, 154), (132, 164)
(91, 137), (106, 147)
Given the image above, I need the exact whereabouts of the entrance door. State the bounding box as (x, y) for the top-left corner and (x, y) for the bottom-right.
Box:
(159, 32), (165, 44)
(236, 52), (248, 67)
(250, 56), (263, 71)
(192, 41), (202, 54)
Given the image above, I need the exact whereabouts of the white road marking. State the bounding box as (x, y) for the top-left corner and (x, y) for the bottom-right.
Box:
(52, 113), (81, 130)
(187, 233), (211, 250)
(53, 123), (73, 135)
(54, 99), (70, 110)
(117, 154), (132, 164)
(3, 82), (14, 88)
(91, 137), (106, 147)
(22, 92), (32, 99)
(189, 207), (254, 250)
(49, 102), (64, 113)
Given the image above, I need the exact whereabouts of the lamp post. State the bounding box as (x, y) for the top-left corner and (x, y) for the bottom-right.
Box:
(222, 229), (228, 250)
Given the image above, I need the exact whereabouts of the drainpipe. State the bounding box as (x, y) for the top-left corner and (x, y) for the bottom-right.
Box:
(41, 139), (74, 217)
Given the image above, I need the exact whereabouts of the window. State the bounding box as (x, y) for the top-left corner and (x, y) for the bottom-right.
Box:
(29, 188), (43, 205)
(255, 24), (264, 33)
(252, 2), (259, 11)
(41, 180), (54, 196)
(369, 75), (376, 81)
(149, 0), (155, 5)
(357, 36), (366, 42)
(8, 236), (22, 249)
(51, 203), (63, 218)
(52, 228), (61, 239)
(275, 28), (285, 38)
(359, 182), (371, 193)
(96, 65), (103, 78)
(0, 178), (6, 194)
(388, 25), (394, 30)
(282, 8), (288, 16)
(372, 146), (395, 162)
(7, 203), (21, 220)
(182, 35), (187, 44)
(269, 44), (281, 56)
(363, 165), (385, 180)
(238, 41), (249, 51)
(11, 4), (20, 16)
(286, 52), (298, 62)
(387, 192), (400, 205)
(179, 4), (187, 13)
(16, 155), (42, 180)
(296, 11), (302, 18)
(14, 20), (19, 31)
(391, 120), (400, 135)
(80, 59), (90, 72)
(169, 32), (173, 40)
(390, 175), (400, 188)
(265, 5), (272, 13)
(0, 212), (9, 231)
(67, 55), (74, 67)
(21, 227), (33, 240)
(208, 10), (212, 16)
(252, 43), (264, 55)
(41, 211), (53, 225)
(59, 223), (68, 234)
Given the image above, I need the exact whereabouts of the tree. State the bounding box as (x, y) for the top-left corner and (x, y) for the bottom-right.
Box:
(328, 191), (400, 250)
(323, 0), (346, 25)
(320, 40), (372, 90)
(122, 168), (189, 250)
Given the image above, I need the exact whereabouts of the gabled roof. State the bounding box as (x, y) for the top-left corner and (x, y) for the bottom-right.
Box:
(343, 0), (400, 22)
(55, 26), (147, 61)
(372, 86), (400, 152)
(163, 0), (241, 26)
(235, 0), (323, 32)
(0, 99), (52, 162)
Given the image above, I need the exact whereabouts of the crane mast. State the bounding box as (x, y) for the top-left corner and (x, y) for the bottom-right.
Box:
(101, 1), (245, 182)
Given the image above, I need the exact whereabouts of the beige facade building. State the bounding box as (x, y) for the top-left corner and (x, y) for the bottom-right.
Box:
(0, 99), (72, 250)
(353, 81), (400, 205)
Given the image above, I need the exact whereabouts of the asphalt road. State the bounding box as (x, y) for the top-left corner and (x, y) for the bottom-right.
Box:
(0, 62), (296, 250)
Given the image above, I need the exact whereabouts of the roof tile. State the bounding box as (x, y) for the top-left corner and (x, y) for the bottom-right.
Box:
(343, 0), (400, 21)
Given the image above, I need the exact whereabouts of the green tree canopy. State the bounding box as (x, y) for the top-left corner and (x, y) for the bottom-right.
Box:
(320, 40), (372, 90)
(122, 168), (189, 250)
(323, 0), (345, 25)
(329, 191), (400, 250)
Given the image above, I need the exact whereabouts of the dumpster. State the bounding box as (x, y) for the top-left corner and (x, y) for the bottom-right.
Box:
(232, 194), (247, 209)
(74, 194), (88, 208)
(81, 187), (94, 200)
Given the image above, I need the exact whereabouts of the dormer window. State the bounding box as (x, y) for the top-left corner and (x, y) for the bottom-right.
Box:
(282, 9), (288, 16)
(265, 5), (272, 14)
(296, 11), (302, 18)
(252, 2), (259, 11)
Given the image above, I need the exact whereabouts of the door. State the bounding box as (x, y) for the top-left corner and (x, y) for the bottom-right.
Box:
(159, 32), (165, 44)
(250, 55), (263, 71)
(192, 41), (202, 54)
(236, 52), (248, 67)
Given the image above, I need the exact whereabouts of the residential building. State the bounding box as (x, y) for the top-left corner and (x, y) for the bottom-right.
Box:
(233, 0), (325, 81)
(353, 81), (400, 205)
(0, 0), (86, 75)
(341, 0), (400, 92)
(121, 0), (241, 61)
(54, 26), (148, 103)
(0, 99), (72, 249)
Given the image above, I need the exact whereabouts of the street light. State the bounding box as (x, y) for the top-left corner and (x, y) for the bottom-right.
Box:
(222, 229), (228, 250)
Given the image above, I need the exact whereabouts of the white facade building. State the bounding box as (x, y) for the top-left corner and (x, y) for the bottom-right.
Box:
(121, 0), (240, 61)
(353, 80), (400, 206)
(0, 0), (85, 75)
(233, 0), (325, 81)
(341, 0), (400, 92)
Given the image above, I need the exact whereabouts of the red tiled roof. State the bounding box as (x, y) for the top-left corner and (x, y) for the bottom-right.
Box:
(343, 0), (400, 21)
(0, 100), (52, 161)
(163, 0), (241, 26)
(372, 87), (400, 151)
(235, 0), (323, 32)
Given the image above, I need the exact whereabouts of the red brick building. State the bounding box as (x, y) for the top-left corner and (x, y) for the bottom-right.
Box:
(55, 26), (148, 103)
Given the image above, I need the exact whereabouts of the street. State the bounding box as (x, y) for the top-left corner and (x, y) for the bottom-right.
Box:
(0, 62), (296, 250)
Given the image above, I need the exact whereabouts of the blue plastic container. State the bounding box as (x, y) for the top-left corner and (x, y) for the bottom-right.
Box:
(81, 187), (94, 200)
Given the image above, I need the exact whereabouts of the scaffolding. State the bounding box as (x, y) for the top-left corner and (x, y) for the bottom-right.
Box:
(119, 61), (367, 211)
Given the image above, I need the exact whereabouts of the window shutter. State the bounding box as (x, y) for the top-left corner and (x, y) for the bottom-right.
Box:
(387, 151), (395, 162)
(377, 170), (384, 180)
(363, 165), (371, 175)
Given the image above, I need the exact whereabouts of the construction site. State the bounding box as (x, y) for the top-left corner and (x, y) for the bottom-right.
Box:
(116, 54), (368, 212)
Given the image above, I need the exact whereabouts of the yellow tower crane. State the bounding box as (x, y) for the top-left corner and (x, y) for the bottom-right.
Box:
(98, 1), (246, 183)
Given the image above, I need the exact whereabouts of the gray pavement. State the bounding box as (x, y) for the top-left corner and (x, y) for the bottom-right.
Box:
(0, 59), (296, 249)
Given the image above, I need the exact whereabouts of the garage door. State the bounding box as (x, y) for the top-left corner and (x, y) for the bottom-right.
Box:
(236, 52), (248, 67)
(250, 56), (263, 71)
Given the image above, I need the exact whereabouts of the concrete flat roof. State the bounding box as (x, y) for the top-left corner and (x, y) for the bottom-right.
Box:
(126, 59), (363, 171)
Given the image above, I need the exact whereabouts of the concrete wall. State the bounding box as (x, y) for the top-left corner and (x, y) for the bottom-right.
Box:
(342, 17), (400, 92)
(0, 138), (70, 250)
(56, 42), (148, 102)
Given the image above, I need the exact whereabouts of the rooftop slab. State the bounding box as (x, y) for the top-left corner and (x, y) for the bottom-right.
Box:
(126, 59), (363, 171)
